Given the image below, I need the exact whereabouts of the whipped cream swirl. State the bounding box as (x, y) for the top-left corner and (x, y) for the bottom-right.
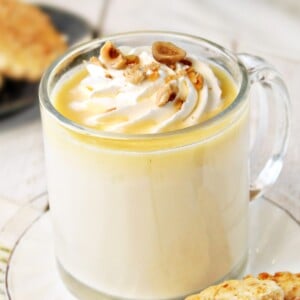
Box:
(70, 45), (223, 134)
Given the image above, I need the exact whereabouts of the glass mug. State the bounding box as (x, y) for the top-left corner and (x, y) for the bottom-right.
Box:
(39, 32), (290, 300)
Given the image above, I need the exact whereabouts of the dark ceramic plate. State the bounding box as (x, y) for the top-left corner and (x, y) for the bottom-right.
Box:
(0, 4), (94, 118)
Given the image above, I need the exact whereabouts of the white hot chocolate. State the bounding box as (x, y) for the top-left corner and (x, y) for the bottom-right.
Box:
(42, 41), (249, 299)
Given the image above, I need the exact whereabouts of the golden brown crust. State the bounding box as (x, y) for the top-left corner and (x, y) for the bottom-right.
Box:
(0, 0), (67, 81)
(186, 278), (284, 300)
(256, 272), (300, 300)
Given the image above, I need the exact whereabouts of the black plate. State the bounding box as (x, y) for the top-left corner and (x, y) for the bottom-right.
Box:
(0, 4), (94, 118)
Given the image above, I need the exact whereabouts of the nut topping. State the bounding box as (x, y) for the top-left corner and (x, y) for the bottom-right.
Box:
(156, 83), (179, 107)
(174, 98), (185, 111)
(152, 41), (186, 65)
(180, 58), (192, 67)
(124, 65), (146, 85)
(105, 107), (117, 113)
(146, 62), (160, 72)
(165, 74), (177, 83)
(125, 55), (140, 65)
(100, 41), (126, 69)
(187, 68), (204, 90)
(105, 73), (113, 79)
(147, 71), (159, 81)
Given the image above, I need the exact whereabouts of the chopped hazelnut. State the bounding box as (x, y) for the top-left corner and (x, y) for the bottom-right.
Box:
(105, 107), (117, 113)
(100, 41), (126, 70)
(180, 58), (192, 66)
(152, 41), (186, 65)
(187, 68), (204, 90)
(105, 73), (113, 79)
(124, 65), (146, 85)
(165, 74), (177, 83)
(147, 62), (160, 72)
(125, 55), (140, 65)
(156, 83), (179, 107)
(174, 98), (185, 111)
(147, 71), (160, 81)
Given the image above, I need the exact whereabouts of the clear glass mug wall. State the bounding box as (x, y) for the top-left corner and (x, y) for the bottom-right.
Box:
(39, 32), (290, 300)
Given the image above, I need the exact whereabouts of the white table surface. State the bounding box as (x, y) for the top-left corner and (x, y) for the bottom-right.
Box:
(1, 0), (300, 230)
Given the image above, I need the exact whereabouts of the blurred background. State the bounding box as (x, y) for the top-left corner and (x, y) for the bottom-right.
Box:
(0, 0), (299, 225)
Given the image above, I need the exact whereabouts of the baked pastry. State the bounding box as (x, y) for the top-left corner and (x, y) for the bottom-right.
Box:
(185, 277), (284, 300)
(256, 272), (300, 300)
(0, 0), (67, 81)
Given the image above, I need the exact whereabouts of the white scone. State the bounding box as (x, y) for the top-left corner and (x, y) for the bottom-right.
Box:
(185, 277), (284, 300)
(256, 272), (300, 300)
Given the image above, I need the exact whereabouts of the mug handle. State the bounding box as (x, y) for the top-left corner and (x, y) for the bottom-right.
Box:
(237, 54), (291, 201)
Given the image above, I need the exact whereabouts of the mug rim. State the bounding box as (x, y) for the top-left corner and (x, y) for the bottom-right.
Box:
(39, 30), (249, 141)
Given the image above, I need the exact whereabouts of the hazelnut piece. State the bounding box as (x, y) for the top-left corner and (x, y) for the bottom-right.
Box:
(100, 41), (126, 69)
(152, 41), (186, 65)
(156, 83), (179, 107)
(125, 55), (140, 65)
(124, 65), (146, 85)
(187, 69), (204, 90)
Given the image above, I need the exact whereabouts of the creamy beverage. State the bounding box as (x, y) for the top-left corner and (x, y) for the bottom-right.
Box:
(54, 41), (237, 134)
(41, 39), (249, 299)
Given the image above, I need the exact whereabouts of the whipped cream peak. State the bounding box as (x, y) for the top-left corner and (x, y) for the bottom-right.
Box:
(69, 41), (226, 133)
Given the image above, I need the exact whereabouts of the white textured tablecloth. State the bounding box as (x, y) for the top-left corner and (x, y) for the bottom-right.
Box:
(1, 0), (300, 230)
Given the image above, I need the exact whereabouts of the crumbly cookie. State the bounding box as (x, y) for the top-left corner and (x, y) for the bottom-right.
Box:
(0, 0), (67, 81)
(186, 277), (284, 300)
(256, 272), (300, 300)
